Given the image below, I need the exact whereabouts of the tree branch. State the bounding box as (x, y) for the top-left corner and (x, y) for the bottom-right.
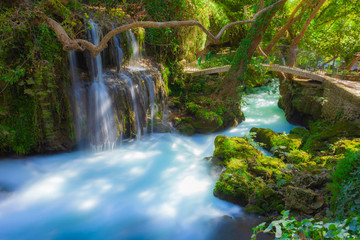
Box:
(45, 0), (284, 57)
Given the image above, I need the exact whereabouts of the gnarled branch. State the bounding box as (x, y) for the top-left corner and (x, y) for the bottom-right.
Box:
(45, 0), (284, 57)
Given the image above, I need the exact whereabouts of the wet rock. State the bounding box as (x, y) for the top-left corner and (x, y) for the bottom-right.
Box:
(153, 121), (172, 133)
(293, 170), (331, 189)
(248, 184), (284, 214)
(213, 135), (262, 163)
(285, 186), (324, 214)
(176, 123), (195, 136)
(214, 168), (251, 206)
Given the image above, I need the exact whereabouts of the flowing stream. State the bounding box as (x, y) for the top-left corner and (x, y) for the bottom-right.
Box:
(0, 83), (295, 240)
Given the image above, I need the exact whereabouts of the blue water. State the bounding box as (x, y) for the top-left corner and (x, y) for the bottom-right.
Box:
(0, 84), (295, 240)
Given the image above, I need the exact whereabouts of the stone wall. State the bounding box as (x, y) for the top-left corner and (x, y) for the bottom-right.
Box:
(279, 77), (360, 126)
(322, 80), (360, 121)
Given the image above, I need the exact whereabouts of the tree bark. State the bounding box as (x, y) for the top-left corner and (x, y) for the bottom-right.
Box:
(264, 0), (309, 55)
(227, 0), (287, 86)
(45, 0), (285, 58)
(320, 55), (338, 69)
(346, 54), (360, 71)
(287, 0), (327, 78)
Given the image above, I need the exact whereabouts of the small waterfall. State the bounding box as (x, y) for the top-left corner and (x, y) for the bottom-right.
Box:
(68, 19), (168, 147)
(69, 51), (86, 144)
(144, 75), (155, 133)
(113, 33), (124, 71)
(126, 30), (140, 66)
(121, 73), (141, 139)
(87, 19), (117, 150)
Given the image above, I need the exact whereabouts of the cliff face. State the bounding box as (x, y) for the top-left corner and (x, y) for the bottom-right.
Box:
(0, 26), (75, 156)
(278, 77), (360, 127)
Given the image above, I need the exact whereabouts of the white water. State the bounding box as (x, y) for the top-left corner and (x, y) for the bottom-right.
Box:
(113, 33), (124, 71)
(126, 30), (141, 66)
(144, 75), (156, 133)
(121, 73), (142, 139)
(69, 51), (86, 143)
(87, 19), (117, 150)
(0, 84), (295, 240)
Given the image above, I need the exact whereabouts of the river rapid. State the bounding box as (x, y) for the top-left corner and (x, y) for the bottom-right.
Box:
(0, 83), (295, 240)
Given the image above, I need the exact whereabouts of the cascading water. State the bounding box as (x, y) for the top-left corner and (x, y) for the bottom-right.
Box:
(112, 28), (160, 136)
(69, 51), (86, 143)
(121, 73), (142, 139)
(113, 33), (124, 71)
(144, 74), (156, 133)
(126, 30), (141, 65)
(0, 82), (296, 239)
(87, 19), (117, 150)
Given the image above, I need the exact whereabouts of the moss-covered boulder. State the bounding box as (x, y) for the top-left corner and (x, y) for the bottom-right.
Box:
(303, 121), (360, 154)
(333, 138), (360, 155)
(170, 74), (245, 135)
(293, 169), (331, 189)
(250, 127), (303, 160)
(214, 168), (251, 206)
(285, 186), (324, 214)
(247, 184), (284, 214)
(177, 123), (195, 136)
(212, 132), (336, 216)
(212, 136), (290, 214)
(213, 135), (262, 163)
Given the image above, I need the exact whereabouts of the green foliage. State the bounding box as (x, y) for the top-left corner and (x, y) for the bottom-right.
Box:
(0, 1), (75, 155)
(252, 210), (360, 240)
(330, 148), (360, 218)
(199, 54), (233, 69)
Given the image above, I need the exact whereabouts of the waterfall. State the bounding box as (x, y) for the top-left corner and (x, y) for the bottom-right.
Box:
(68, 20), (168, 147)
(121, 73), (141, 139)
(69, 51), (86, 143)
(144, 75), (155, 133)
(87, 19), (117, 150)
(126, 30), (140, 66)
(113, 33), (124, 71)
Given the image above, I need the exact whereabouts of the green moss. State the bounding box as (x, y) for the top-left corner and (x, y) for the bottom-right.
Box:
(214, 168), (251, 206)
(177, 123), (195, 136)
(250, 127), (302, 154)
(213, 135), (262, 162)
(288, 149), (312, 164)
(333, 138), (360, 155)
(247, 184), (284, 214)
(303, 121), (360, 154)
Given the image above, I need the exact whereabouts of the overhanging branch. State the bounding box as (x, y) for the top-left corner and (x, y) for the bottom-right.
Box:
(45, 0), (284, 57)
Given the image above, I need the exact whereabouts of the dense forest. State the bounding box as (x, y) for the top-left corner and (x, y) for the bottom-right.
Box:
(0, 0), (359, 239)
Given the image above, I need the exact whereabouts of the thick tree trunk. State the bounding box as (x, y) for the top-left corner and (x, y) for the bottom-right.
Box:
(229, 0), (287, 82)
(287, 0), (327, 78)
(264, 0), (309, 55)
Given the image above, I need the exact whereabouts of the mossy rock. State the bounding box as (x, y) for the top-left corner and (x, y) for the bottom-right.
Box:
(312, 155), (342, 169)
(250, 128), (302, 157)
(285, 186), (324, 214)
(288, 149), (311, 164)
(212, 135), (291, 213)
(247, 184), (284, 214)
(250, 127), (277, 151)
(333, 138), (360, 155)
(289, 127), (309, 140)
(303, 121), (360, 154)
(293, 169), (331, 189)
(186, 102), (223, 133)
(213, 135), (262, 163)
(176, 123), (195, 136)
(214, 168), (251, 206)
(252, 156), (287, 179)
